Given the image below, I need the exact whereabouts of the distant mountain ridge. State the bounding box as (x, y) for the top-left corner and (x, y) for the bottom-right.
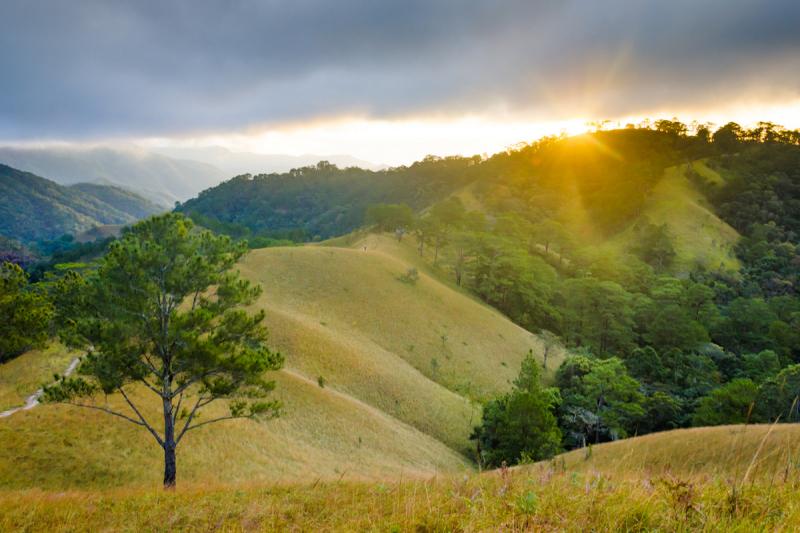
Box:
(152, 145), (386, 175)
(0, 146), (227, 205)
(0, 163), (163, 243)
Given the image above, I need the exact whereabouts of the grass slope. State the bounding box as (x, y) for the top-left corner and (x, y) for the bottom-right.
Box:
(240, 237), (559, 454)
(5, 424), (800, 530)
(0, 237), (551, 489)
(540, 423), (800, 481)
(602, 163), (741, 275)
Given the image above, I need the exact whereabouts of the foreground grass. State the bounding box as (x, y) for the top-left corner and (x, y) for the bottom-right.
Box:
(4, 465), (800, 531)
(0, 371), (469, 490)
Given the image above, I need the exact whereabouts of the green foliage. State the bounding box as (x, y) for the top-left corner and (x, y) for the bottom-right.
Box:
(556, 355), (645, 446)
(755, 364), (800, 422)
(366, 204), (415, 238)
(691, 379), (759, 426)
(713, 298), (777, 355)
(630, 220), (676, 271)
(740, 350), (781, 384)
(42, 213), (283, 487)
(559, 278), (635, 355)
(472, 351), (562, 467)
(178, 157), (478, 241)
(635, 278), (711, 353)
(469, 234), (559, 331)
(0, 164), (160, 244)
(0, 262), (53, 362)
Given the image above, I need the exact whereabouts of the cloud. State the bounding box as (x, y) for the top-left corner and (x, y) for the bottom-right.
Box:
(0, 0), (798, 139)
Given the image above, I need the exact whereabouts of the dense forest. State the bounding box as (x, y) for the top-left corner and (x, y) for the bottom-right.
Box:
(177, 158), (480, 241)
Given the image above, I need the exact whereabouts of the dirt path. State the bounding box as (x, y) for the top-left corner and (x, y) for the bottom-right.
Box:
(0, 358), (79, 418)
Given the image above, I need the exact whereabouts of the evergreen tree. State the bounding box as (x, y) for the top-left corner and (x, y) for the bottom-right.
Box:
(472, 350), (561, 467)
(0, 262), (53, 362)
(43, 214), (283, 488)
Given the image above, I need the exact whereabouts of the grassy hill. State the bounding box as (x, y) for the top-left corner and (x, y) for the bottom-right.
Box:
(0, 236), (556, 489)
(598, 163), (741, 275)
(3, 424), (800, 530)
(536, 423), (800, 481)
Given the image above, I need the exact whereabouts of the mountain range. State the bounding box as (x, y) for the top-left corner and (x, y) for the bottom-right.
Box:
(0, 146), (225, 205)
(0, 164), (163, 244)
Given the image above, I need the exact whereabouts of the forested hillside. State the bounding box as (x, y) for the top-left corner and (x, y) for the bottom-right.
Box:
(0, 164), (162, 243)
(177, 158), (479, 240)
(69, 183), (162, 220)
(179, 121), (800, 462)
(358, 122), (800, 462)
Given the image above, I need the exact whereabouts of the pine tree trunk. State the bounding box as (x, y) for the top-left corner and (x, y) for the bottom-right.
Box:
(163, 397), (177, 488)
(163, 443), (177, 488)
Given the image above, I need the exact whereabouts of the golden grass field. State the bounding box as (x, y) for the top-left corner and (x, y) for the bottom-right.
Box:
(4, 423), (800, 531)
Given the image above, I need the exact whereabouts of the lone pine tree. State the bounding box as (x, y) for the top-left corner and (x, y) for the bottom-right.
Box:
(44, 213), (283, 488)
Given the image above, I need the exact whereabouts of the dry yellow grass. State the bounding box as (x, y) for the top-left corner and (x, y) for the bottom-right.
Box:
(0, 370), (469, 490)
(535, 423), (800, 483)
(239, 239), (559, 453)
(0, 236), (555, 489)
(5, 430), (800, 532)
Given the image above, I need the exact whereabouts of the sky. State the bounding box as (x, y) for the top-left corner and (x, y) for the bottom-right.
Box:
(2, 0), (799, 165)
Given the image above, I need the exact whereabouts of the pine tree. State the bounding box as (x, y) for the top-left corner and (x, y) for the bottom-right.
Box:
(44, 214), (283, 488)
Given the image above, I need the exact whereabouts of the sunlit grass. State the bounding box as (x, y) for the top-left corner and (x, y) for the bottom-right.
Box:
(5, 438), (800, 532)
(239, 239), (559, 453)
(602, 163), (741, 275)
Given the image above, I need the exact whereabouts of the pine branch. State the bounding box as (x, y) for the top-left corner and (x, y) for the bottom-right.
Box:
(175, 396), (215, 444)
(118, 387), (164, 447)
(64, 402), (146, 428)
(180, 415), (251, 435)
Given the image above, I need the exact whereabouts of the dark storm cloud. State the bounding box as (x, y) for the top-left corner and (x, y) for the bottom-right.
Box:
(1, 0), (798, 139)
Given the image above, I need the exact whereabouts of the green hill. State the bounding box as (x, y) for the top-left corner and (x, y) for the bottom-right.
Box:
(69, 182), (164, 220)
(0, 236), (558, 489)
(176, 158), (478, 240)
(0, 164), (161, 243)
(599, 163), (741, 275)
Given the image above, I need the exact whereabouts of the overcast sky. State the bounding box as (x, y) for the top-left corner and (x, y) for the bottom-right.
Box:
(1, 0), (799, 162)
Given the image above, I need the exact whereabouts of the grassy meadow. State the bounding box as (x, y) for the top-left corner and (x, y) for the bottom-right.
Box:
(0, 237), (560, 489)
(4, 423), (800, 531)
(0, 345), (76, 412)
